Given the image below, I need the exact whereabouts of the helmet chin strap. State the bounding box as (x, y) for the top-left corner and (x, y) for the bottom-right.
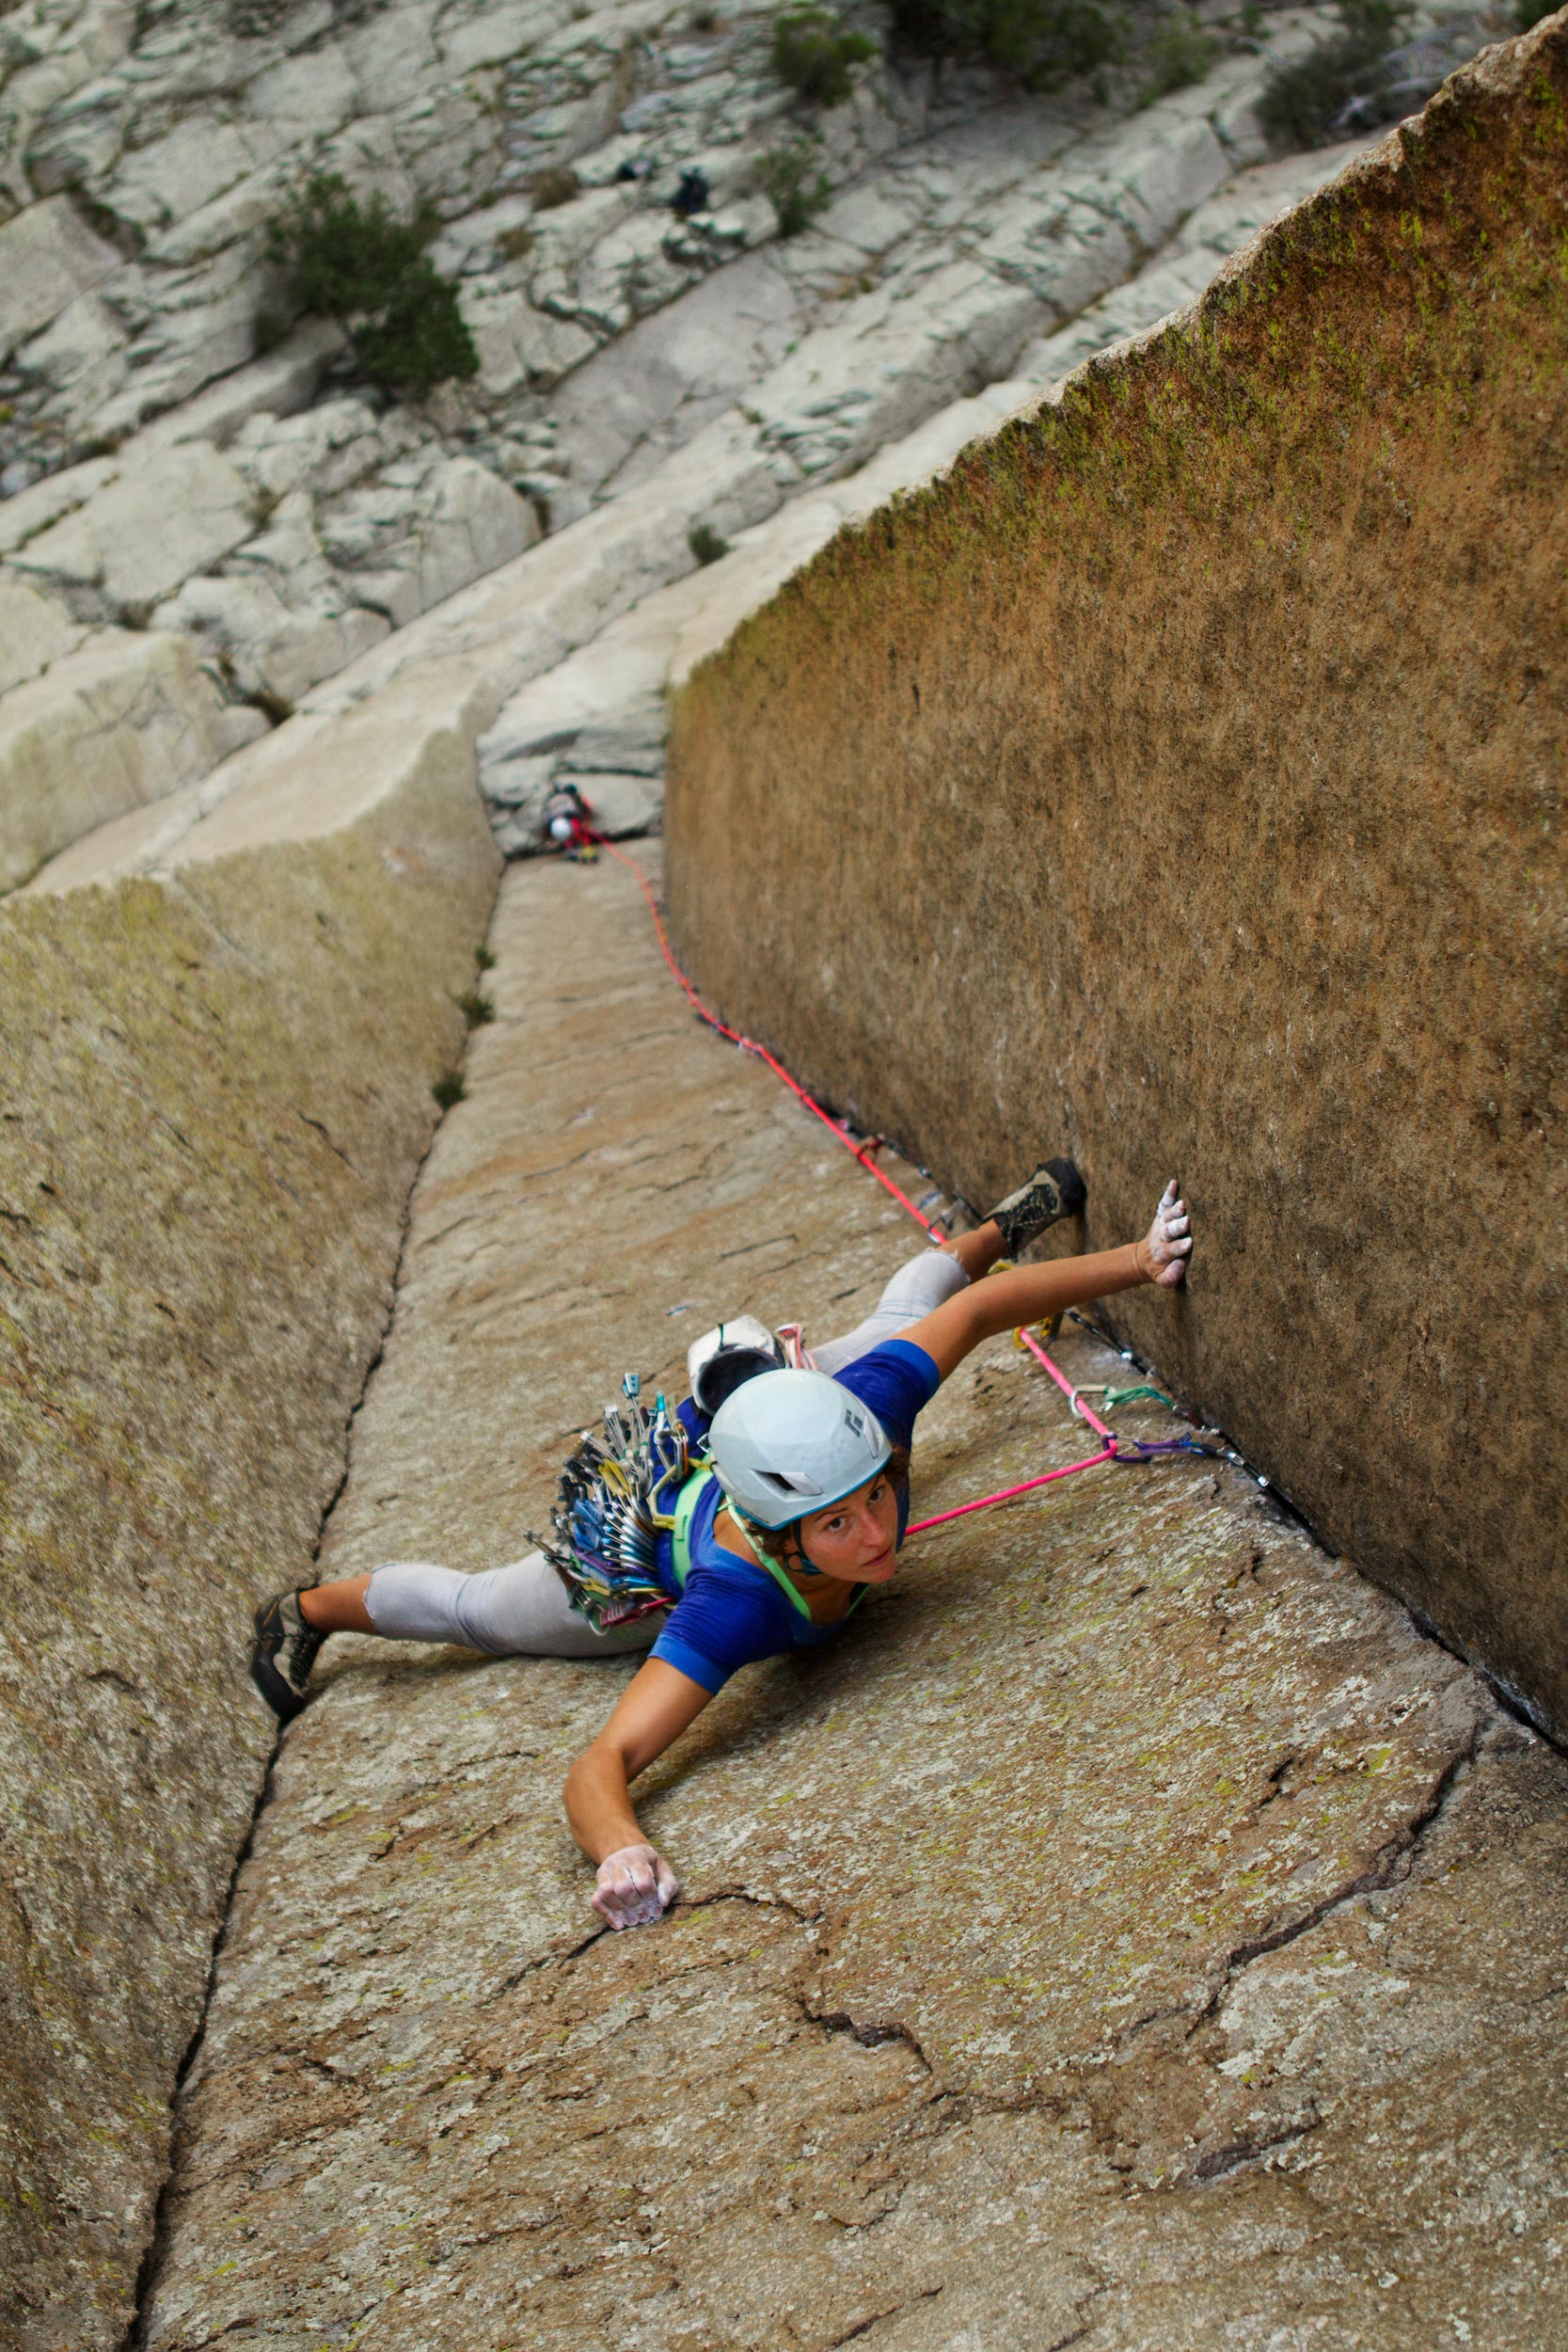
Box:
(783, 1525), (826, 1578)
(731, 1504), (826, 1577)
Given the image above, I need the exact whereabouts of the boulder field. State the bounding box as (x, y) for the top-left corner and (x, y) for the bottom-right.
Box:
(1, 0), (1419, 896)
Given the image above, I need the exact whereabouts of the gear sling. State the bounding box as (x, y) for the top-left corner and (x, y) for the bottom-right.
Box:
(542, 1380), (854, 1632)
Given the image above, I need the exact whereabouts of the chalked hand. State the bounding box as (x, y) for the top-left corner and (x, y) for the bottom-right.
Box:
(593, 1841), (680, 1931)
(1139, 1181), (1192, 1287)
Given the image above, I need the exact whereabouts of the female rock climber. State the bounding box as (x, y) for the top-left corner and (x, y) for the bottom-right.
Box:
(251, 1159), (1192, 1931)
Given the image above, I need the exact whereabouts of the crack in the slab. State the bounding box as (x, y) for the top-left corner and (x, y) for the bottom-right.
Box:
(1177, 1736), (1484, 2042)
(494, 1916), (615, 1996)
(685, 1882), (827, 1930)
(1251, 1748), (1301, 1811)
(824, 2286), (944, 2344)
(1192, 2104), (1323, 2182)
(354, 1756), (546, 1858)
(716, 1229), (804, 1262)
(119, 1733), (284, 2352)
(123, 934), (500, 2346)
(627, 1140), (736, 1195)
(1040, 2312), (1110, 2352)
(295, 1112), (364, 1181)
(805, 2002), (934, 2066)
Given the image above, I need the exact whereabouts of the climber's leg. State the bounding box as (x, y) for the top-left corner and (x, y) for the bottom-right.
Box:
(365, 1553), (661, 1659)
(812, 1156), (1085, 1373)
(252, 1556), (660, 1720)
(812, 1248), (973, 1373)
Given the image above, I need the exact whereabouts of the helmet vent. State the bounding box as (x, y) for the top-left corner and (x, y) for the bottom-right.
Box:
(760, 1469), (822, 1498)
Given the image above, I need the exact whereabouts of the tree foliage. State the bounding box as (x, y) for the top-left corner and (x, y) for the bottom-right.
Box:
(888, 0), (1123, 89)
(758, 138), (832, 234)
(1140, 8), (1218, 102)
(771, 6), (878, 106)
(1258, 0), (1412, 148)
(267, 174), (479, 401)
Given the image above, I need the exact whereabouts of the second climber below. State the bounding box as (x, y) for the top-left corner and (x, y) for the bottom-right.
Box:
(251, 1157), (1193, 1931)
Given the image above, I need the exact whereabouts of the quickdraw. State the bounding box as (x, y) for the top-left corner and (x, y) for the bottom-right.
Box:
(541, 1373), (702, 1631)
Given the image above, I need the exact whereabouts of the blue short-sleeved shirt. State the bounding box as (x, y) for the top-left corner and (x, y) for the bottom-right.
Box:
(648, 1338), (942, 1694)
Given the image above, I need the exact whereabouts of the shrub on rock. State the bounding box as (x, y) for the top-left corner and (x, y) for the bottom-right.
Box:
(770, 6), (878, 106)
(1140, 8), (1218, 102)
(758, 138), (832, 234)
(1258, 0), (1411, 146)
(888, 0), (1123, 90)
(529, 166), (581, 211)
(266, 175), (479, 402)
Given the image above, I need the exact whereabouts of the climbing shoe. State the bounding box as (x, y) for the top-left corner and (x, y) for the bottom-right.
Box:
(250, 1588), (325, 1723)
(987, 1156), (1086, 1256)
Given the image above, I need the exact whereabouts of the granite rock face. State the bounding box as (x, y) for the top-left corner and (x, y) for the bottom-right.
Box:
(667, 21), (1568, 1735)
(1, 3), (1553, 2339)
(0, 704), (499, 2348)
(136, 848), (1568, 2349)
(2, 0), (1410, 893)
(0, 627), (264, 891)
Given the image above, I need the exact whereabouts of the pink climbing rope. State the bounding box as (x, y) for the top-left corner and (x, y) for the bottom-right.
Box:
(588, 832), (1193, 1528)
(905, 1444), (1117, 1534)
(591, 834), (947, 1240)
(1015, 1325), (1117, 1442)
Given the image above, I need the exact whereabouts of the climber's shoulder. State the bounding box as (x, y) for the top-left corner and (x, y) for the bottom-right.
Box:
(832, 1337), (942, 1447)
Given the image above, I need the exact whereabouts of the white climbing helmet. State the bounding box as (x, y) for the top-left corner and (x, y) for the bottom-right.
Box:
(687, 1314), (786, 1418)
(708, 1367), (891, 1529)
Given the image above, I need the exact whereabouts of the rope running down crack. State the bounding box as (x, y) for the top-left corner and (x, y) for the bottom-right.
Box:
(588, 834), (1214, 1533)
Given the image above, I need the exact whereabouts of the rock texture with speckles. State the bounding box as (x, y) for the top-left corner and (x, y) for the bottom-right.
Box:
(137, 849), (1568, 2350)
(667, 19), (1568, 1739)
(0, 704), (499, 2351)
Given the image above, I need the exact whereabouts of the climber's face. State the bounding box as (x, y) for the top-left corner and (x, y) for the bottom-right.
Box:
(796, 1468), (899, 1583)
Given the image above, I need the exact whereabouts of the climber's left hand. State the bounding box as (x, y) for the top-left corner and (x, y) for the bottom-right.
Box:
(1139, 1181), (1192, 1286)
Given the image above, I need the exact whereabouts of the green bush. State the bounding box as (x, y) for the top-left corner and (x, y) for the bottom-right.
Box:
(266, 174), (479, 401)
(1140, 8), (1217, 101)
(688, 521), (731, 564)
(758, 138), (832, 234)
(354, 264), (477, 401)
(1257, 0), (1410, 147)
(888, 0), (1122, 90)
(771, 5), (878, 105)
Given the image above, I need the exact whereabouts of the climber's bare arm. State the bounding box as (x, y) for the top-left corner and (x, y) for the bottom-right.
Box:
(904, 1184), (1192, 1381)
(564, 1659), (712, 1931)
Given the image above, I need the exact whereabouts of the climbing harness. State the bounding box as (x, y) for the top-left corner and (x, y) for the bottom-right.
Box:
(574, 834), (1223, 1549)
(670, 1463), (713, 1589)
(543, 782), (599, 862)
